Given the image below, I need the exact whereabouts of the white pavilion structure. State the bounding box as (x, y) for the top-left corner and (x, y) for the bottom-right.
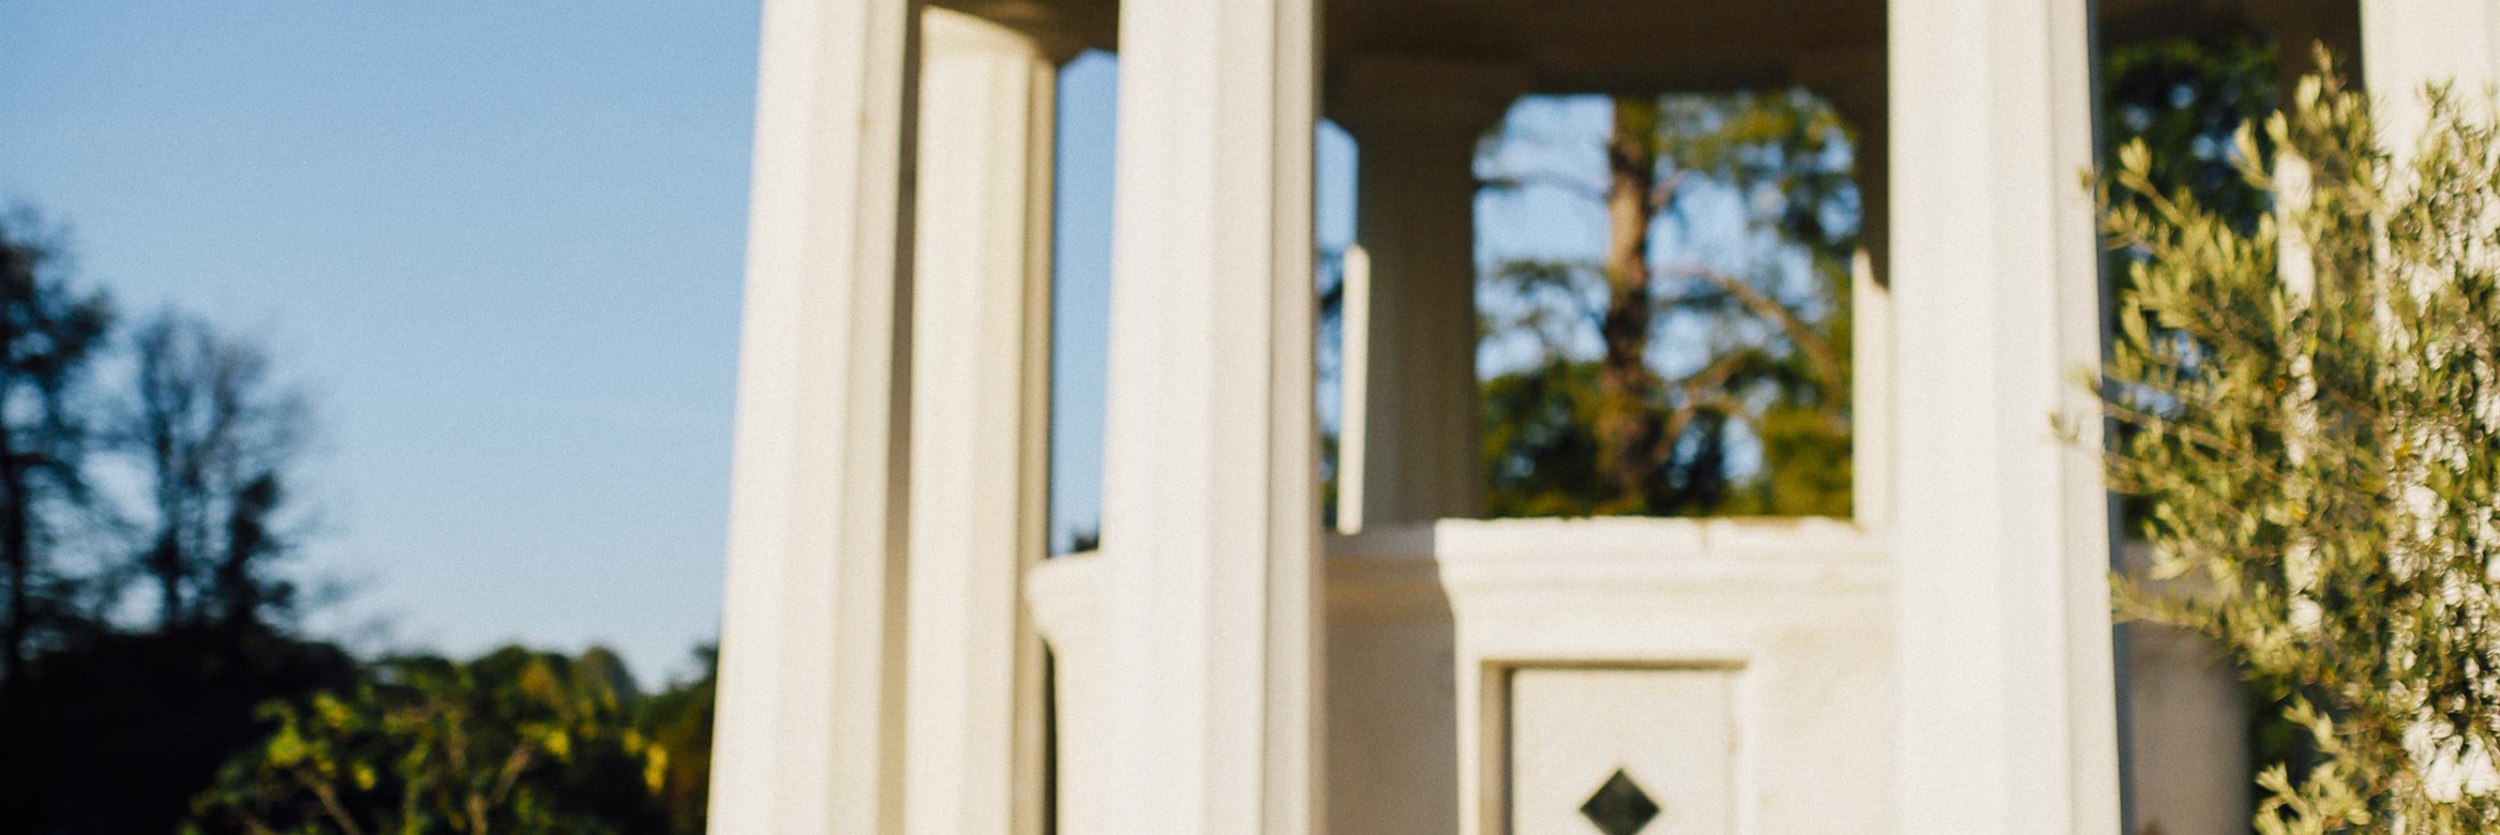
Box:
(704, 0), (2500, 832)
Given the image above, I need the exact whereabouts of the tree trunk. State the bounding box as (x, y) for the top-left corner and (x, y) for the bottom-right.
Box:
(150, 532), (182, 628)
(1594, 96), (1662, 510)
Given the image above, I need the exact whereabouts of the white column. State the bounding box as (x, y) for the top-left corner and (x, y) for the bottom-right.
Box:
(2363, 0), (2500, 149)
(710, 0), (920, 832)
(902, 10), (1053, 835)
(1331, 57), (1524, 529)
(1888, 0), (2121, 832)
(1023, 555), (1111, 833)
(1098, 0), (1321, 829)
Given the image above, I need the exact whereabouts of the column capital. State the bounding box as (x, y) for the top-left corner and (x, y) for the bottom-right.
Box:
(1328, 53), (1531, 138)
(923, 5), (1046, 56)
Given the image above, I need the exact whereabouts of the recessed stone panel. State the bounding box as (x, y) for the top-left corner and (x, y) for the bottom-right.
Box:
(1508, 667), (1735, 835)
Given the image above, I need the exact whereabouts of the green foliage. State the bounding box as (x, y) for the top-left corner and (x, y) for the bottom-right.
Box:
(187, 645), (713, 835)
(1753, 405), (1851, 518)
(637, 646), (714, 835)
(2095, 60), (2500, 832)
(1481, 358), (1609, 517)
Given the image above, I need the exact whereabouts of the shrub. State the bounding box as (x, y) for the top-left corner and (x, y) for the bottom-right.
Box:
(2096, 57), (2500, 833)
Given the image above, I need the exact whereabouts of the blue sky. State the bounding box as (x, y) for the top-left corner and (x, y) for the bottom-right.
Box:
(0, 3), (1165, 681)
(1049, 54), (1115, 556)
(0, 3), (1818, 680)
(2, 3), (766, 680)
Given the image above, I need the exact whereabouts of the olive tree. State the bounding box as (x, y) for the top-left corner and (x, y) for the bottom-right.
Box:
(2094, 59), (2500, 833)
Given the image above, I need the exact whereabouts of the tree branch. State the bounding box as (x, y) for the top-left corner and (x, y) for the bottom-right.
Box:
(1479, 170), (1609, 203)
(1672, 268), (1844, 406)
(297, 772), (369, 835)
(1646, 352), (1751, 472)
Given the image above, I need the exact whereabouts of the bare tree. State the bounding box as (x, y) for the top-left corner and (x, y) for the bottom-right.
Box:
(123, 310), (308, 635)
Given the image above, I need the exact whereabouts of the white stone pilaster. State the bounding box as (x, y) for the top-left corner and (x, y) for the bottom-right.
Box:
(902, 10), (1053, 835)
(1888, 0), (2121, 831)
(1099, 0), (1321, 827)
(710, 0), (921, 831)
(1331, 57), (1524, 529)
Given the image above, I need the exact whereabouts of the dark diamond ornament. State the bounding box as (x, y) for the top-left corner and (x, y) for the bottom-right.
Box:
(1578, 768), (1661, 835)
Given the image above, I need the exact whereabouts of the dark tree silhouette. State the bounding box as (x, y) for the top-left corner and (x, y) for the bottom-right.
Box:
(0, 205), (715, 834)
(0, 214), (352, 834)
(0, 206), (113, 815)
(122, 310), (310, 636)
